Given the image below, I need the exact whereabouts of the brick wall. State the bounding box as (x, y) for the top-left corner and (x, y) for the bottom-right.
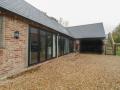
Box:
(0, 16), (28, 78)
(0, 49), (5, 69)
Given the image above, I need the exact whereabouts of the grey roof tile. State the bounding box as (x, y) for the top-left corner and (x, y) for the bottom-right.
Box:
(66, 23), (106, 39)
(0, 0), (105, 39)
(0, 0), (70, 36)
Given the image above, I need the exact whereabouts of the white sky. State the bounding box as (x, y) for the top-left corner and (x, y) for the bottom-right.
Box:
(25, 0), (120, 34)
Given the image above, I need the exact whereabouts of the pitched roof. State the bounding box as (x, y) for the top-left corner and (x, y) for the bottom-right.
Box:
(0, 0), (106, 39)
(0, 0), (70, 36)
(66, 23), (106, 39)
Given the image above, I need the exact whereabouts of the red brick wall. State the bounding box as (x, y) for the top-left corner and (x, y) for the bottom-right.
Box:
(0, 49), (4, 64)
(0, 16), (28, 77)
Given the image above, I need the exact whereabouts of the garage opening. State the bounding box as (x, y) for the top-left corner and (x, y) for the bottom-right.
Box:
(80, 39), (104, 54)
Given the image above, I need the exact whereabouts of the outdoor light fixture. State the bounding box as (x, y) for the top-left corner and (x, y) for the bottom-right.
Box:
(14, 31), (19, 39)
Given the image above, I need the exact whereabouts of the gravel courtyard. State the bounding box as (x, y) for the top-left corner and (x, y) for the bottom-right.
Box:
(0, 53), (120, 90)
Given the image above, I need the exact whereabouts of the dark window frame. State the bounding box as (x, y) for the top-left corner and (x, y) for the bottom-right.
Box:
(28, 26), (58, 66)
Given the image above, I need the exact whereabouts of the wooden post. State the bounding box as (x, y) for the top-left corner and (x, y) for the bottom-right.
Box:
(114, 44), (116, 55)
(105, 45), (106, 55)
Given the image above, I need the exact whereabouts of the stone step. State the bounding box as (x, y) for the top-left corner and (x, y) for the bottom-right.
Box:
(106, 47), (113, 50)
(105, 50), (114, 55)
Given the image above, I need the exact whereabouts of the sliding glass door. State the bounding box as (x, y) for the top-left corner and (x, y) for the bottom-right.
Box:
(29, 26), (72, 66)
(29, 27), (56, 66)
(58, 35), (72, 56)
(64, 37), (67, 54)
(66, 38), (70, 53)
(40, 30), (46, 62)
(47, 32), (53, 59)
(53, 34), (57, 58)
(29, 28), (40, 65)
(58, 35), (64, 56)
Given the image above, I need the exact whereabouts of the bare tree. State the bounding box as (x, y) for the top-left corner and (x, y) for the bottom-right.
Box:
(58, 17), (69, 27)
(49, 17), (69, 27)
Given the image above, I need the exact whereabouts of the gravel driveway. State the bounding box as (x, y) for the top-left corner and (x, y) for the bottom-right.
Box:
(0, 53), (120, 90)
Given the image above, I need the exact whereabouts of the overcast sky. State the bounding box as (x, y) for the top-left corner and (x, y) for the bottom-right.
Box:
(25, 0), (120, 34)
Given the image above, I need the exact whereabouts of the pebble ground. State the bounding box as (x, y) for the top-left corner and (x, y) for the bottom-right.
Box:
(0, 53), (120, 90)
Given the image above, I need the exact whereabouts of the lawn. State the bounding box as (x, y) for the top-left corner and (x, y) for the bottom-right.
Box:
(0, 53), (120, 90)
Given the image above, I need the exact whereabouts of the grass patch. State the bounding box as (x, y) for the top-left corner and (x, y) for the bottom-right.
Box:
(116, 50), (120, 56)
(116, 47), (120, 56)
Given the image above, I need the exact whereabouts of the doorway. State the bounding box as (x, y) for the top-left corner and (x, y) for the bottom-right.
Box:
(80, 39), (104, 54)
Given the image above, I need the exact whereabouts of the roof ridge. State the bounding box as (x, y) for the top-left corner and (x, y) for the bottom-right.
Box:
(66, 22), (103, 28)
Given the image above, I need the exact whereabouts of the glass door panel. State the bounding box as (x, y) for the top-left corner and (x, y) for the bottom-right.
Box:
(53, 34), (56, 58)
(29, 28), (39, 65)
(40, 30), (46, 62)
(47, 32), (53, 59)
